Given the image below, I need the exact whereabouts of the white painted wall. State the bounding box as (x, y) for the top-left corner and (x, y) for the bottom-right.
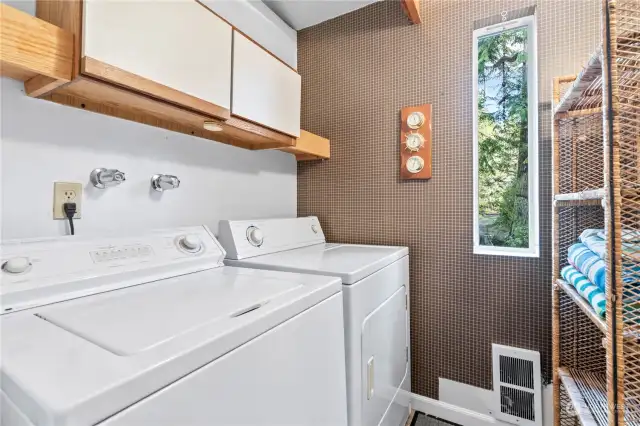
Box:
(200, 0), (297, 69)
(438, 378), (553, 426)
(2, 0), (33, 14)
(0, 77), (296, 240)
(263, 0), (380, 30)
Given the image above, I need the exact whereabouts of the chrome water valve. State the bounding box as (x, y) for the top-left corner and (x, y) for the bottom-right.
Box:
(151, 174), (180, 192)
(90, 168), (126, 189)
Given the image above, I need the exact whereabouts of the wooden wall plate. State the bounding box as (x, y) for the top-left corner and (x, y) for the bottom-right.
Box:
(400, 104), (432, 179)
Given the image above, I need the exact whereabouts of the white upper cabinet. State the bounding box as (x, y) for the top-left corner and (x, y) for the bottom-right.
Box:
(200, 0), (297, 69)
(82, 0), (232, 117)
(232, 31), (301, 137)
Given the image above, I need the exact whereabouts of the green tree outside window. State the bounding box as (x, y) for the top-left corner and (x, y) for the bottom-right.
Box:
(477, 27), (530, 249)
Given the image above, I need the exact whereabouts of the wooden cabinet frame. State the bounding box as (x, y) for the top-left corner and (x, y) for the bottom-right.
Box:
(1, 2), (330, 159)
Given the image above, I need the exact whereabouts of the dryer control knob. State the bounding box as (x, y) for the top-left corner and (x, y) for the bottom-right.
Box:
(311, 224), (319, 234)
(179, 235), (202, 252)
(2, 257), (32, 274)
(246, 227), (264, 247)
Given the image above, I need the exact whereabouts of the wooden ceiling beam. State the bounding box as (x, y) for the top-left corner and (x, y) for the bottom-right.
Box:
(401, 0), (422, 25)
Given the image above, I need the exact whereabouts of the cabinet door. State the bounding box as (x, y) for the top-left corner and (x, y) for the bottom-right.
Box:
(82, 0), (231, 119)
(232, 31), (301, 137)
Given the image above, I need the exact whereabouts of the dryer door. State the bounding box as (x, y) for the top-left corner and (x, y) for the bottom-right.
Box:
(361, 285), (408, 426)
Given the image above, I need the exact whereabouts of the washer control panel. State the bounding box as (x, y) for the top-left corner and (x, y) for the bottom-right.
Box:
(218, 217), (325, 260)
(0, 226), (225, 313)
(90, 244), (154, 263)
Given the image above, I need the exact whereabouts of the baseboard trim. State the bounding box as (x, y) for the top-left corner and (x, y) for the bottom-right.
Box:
(410, 393), (502, 426)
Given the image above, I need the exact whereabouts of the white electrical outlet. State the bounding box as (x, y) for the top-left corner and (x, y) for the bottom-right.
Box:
(53, 182), (82, 219)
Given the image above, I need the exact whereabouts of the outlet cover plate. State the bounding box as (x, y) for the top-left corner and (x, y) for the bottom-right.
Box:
(53, 182), (82, 219)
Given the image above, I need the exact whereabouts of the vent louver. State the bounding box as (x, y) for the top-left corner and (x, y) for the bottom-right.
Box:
(500, 386), (536, 421)
(492, 345), (542, 426)
(500, 355), (535, 389)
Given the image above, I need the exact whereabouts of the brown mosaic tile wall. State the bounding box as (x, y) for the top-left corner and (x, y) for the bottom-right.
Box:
(297, 0), (601, 398)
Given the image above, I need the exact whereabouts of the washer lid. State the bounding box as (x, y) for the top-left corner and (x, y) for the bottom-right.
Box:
(226, 243), (408, 284)
(38, 268), (300, 356)
(1, 267), (341, 426)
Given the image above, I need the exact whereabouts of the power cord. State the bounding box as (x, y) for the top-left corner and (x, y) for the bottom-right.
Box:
(63, 202), (77, 236)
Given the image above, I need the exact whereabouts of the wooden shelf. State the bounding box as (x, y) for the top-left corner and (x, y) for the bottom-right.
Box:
(43, 76), (296, 151)
(0, 4), (73, 92)
(558, 367), (608, 426)
(282, 130), (330, 161)
(554, 189), (605, 207)
(554, 48), (603, 116)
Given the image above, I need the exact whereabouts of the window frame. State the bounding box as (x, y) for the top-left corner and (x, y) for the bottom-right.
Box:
(472, 14), (539, 257)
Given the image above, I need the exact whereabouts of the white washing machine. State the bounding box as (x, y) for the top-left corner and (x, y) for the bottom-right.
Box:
(0, 226), (348, 426)
(218, 217), (411, 426)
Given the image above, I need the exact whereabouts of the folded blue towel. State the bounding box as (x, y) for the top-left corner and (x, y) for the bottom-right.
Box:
(580, 228), (639, 285)
(572, 229), (640, 323)
(597, 229), (640, 242)
(580, 229), (606, 259)
(568, 243), (606, 291)
(561, 265), (606, 318)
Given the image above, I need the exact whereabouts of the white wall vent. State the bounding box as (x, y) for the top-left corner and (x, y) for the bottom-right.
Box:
(491, 344), (542, 426)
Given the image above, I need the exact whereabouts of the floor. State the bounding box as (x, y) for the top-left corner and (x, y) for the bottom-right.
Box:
(409, 411), (462, 426)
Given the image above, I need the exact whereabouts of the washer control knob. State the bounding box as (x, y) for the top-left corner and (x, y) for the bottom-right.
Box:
(2, 257), (31, 274)
(179, 235), (202, 252)
(311, 224), (319, 234)
(246, 226), (264, 247)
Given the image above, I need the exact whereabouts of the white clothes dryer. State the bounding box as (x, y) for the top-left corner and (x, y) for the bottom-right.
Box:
(219, 217), (411, 426)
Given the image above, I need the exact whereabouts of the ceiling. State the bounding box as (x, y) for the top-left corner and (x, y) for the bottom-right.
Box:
(263, 0), (380, 30)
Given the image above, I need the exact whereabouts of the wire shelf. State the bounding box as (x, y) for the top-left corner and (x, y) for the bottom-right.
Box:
(557, 279), (640, 341)
(554, 49), (603, 115)
(556, 279), (607, 335)
(554, 32), (640, 117)
(556, 113), (605, 195)
(554, 189), (605, 207)
(558, 367), (608, 426)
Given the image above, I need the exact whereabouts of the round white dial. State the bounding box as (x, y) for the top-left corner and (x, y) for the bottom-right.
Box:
(407, 112), (425, 129)
(404, 133), (425, 151)
(179, 235), (202, 252)
(246, 226), (264, 247)
(311, 224), (319, 234)
(406, 156), (425, 174)
(2, 257), (32, 274)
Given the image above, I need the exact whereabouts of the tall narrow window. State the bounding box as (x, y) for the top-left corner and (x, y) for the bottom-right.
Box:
(473, 15), (539, 257)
